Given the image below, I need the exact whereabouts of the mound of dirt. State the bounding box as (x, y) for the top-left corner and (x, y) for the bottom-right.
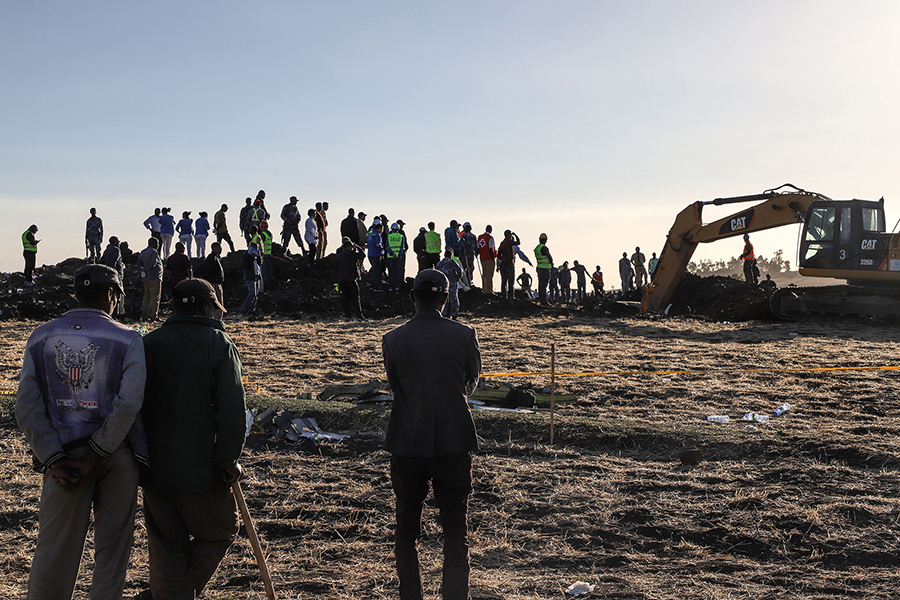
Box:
(0, 252), (769, 322)
(667, 272), (772, 321)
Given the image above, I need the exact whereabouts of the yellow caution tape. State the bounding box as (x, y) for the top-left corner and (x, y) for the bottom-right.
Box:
(482, 365), (900, 378)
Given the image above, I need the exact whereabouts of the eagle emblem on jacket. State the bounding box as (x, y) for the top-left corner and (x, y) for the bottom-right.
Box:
(54, 341), (98, 396)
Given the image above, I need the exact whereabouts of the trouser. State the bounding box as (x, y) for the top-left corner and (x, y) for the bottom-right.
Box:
(151, 231), (162, 244)
(262, 254), (273, 286)
(549, 278), (558, 303)
(27, 445), (139, 600)
(480, 258), (495, 293)
(635, 266), (647, 287)
(215, 231), (236, 253)
(143, 483), (238, 600)
(369, 256), (382, 290)
(161, 234), (174, 259)
(87, 236), (102, 262)
(179, 235), (193, 258)
(241, 229), (251, 246)
(560, 284), (570, 303)
(307, 243), (317, 263)
(387, 257), (402, 290)
(577, 281), (586, 302)
(24, 250), (36, 281)
(743, 260), (757, 284)
(537, 268), (550, 304)
(195, 235), (207, 258)
(425, 253), (440, 270)
(142, 279), (162, 320)
(241, 279), (259, 313)
(391, 452), (472, 600)
(317, 230), (327, 260)
(282, 226), (302, 253)
(416, 254), (429, 273)
(463, 255), (475, 283)
(339, 280), (363, 318)
(442, 283), (460, 318)
(499, 263), (514, 299)
(211, 282), (224, 320)
(620, 273), (631, 292)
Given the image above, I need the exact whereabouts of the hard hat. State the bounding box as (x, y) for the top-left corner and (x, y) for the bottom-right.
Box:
(539, 233), (548, 240)
(391, 222), (399, 230)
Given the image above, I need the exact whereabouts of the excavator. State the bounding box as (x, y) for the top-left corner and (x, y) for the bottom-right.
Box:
(642, 184), (900, 318)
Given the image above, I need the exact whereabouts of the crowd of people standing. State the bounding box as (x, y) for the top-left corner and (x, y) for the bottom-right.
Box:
(20, 191), (675, 322)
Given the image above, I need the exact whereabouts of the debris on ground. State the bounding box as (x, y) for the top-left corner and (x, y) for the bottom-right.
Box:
(565, 581), (595, 596)
(247, 408), (350, 443)
(471, 379), (577, 408)
(316, 380), (387, 402)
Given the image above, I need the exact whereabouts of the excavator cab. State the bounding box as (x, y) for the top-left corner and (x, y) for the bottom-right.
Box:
(798, 198), (893, 284)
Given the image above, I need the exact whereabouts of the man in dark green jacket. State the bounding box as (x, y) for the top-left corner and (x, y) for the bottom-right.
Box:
(140, 278), (246, 599)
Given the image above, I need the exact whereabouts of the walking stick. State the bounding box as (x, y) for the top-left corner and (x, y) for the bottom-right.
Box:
(231, 481), (277, 600)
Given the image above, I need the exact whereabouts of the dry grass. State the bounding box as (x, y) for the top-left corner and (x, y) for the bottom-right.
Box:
(1, 314), (899, 598)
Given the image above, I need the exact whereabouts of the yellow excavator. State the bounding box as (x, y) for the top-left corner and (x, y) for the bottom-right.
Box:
(642, 184), (900, 318)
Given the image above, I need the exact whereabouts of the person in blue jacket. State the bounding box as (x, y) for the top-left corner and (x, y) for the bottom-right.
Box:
(176, 211), (194, 258)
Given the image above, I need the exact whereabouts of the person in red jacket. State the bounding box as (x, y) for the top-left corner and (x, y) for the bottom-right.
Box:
(477, 225), (497, 294)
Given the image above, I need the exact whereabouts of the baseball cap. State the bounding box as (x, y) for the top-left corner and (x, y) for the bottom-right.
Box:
(413, 269), (449, 293)
(172, 278), (227, 314)
(397, 219), (405, 226)
(358, 211), (367, 218)
(74, 264), (123, 295)
(373, 218), (381, 225)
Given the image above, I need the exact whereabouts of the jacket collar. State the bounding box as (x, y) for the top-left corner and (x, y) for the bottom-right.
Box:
(162, 314), (225, 331)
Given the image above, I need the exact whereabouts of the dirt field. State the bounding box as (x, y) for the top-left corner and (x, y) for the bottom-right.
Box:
(1, 313), (899, 599)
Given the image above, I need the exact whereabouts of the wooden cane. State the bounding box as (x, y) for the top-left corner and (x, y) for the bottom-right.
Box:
(550, 343), (556, 446)
(231, 480), (277, 600)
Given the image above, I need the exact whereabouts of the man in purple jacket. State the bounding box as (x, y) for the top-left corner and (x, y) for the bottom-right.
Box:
(16, 264), (148, 599)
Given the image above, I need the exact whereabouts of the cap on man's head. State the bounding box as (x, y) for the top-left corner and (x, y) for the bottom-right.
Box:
(397, 219), (406, 226)
(390, 222), (399, 230)
(28, 224), (38, 232)
(419, 227), (426, 233)
(539, 233), (548, 240)
(373, 218), (381, 225)
(172, 278), (227, 314)
(358, 211), (367, 218)
(413, 269), (449, 293)
(289, 196), (298, 202)
(74, 264), (123, 295)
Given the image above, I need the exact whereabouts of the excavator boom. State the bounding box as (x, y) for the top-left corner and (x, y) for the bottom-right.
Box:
(642, 185), (829, 312)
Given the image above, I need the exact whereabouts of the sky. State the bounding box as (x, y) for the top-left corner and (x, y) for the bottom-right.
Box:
(3, 1), (900, 278)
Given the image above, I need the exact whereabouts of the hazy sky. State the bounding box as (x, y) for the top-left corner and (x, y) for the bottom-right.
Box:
(3, 1), (899, 278)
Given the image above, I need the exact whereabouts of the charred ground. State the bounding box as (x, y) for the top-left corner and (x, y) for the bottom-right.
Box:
(1, 308), (898, 598)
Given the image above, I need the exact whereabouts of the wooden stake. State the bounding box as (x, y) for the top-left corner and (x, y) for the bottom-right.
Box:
(232, 480), (277, 600)
(550, 343), (556, 446)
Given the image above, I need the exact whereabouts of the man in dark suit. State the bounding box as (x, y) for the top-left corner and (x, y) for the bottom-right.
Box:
(381, 269), (482, 600)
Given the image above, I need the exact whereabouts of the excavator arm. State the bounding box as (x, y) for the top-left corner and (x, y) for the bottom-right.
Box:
(642, 184), (831, 312)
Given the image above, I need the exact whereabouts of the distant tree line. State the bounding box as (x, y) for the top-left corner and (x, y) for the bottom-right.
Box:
(687, 249), (792, 276)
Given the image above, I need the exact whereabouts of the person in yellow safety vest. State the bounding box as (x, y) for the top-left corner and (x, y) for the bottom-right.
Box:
(424, 221), (442, 270)
(533, 233), (553, 305)
(386, 223), (407, 291)
(259, 221), (274, 287)
(740, 233), (757, 284)
(22, 224), (40, 284)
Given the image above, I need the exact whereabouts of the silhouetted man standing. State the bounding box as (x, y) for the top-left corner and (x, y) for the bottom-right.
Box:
(382, 269), (481, 600)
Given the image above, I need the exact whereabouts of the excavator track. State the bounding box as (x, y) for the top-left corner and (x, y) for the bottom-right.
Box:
(770, 284), (900, 320)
